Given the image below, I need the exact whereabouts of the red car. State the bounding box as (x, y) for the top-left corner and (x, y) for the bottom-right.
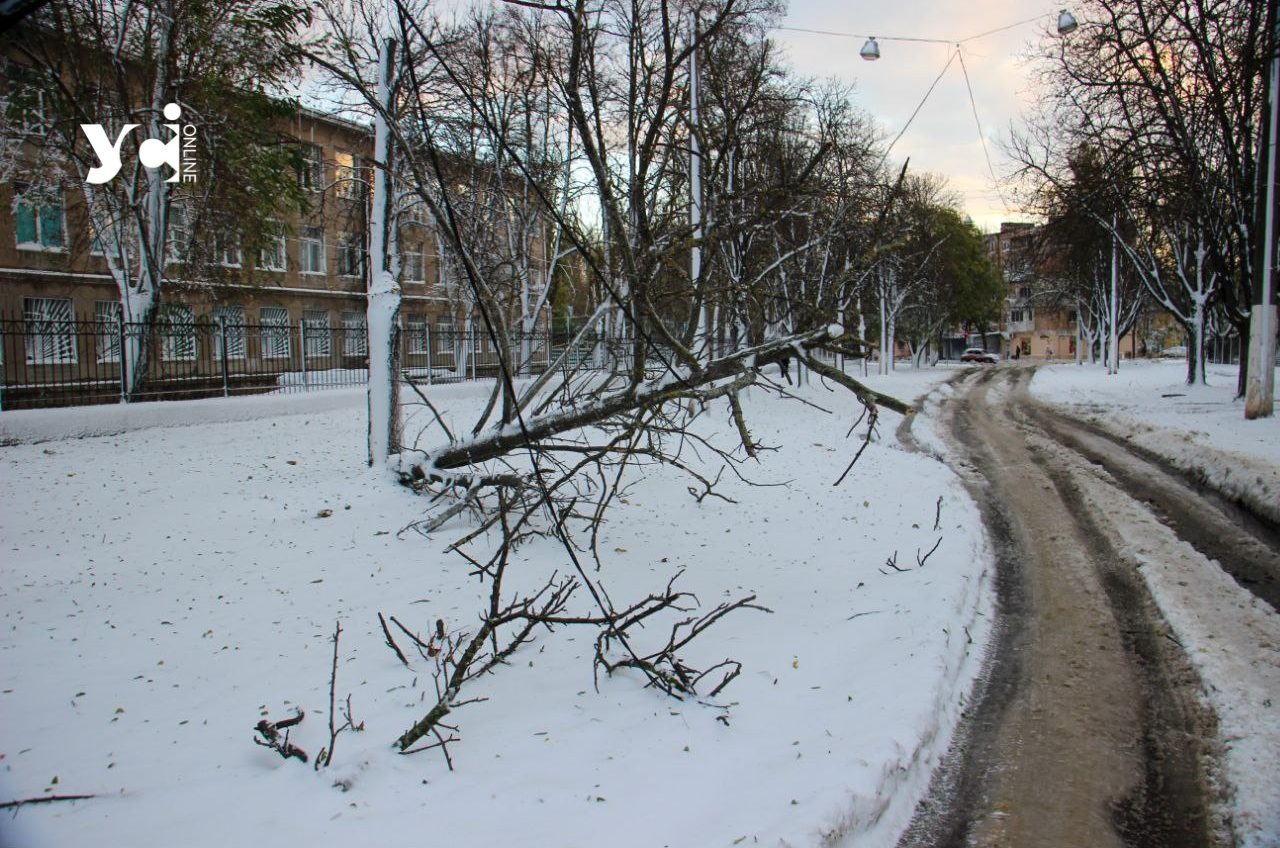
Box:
(960, 347), (999, 364)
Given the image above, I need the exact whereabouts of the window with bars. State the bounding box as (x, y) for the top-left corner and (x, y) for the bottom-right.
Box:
(260, 306), (291, 359)
(158, 304), (197, 362)
(14, 188), (66, 251)
(213, 305), (246, 359)
(406, 316), (429, 354)
(23, 297), (76, 364)
(343, 311), (367, 357)
(303, 309), (331, 357)
(95, 301), (121, 363)
(435, 323), (454, 355)
(300, 226), (325, 275)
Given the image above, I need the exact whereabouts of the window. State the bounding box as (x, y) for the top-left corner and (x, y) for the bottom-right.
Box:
(216, 233), (242, 267)
(258, 223), (286, 271)
(337, 235), (365, 278)
(406, 315), (429, 354)
(303, 309), (331, 357)
(342, 311), (367, 357)
(158, 304), (196, 362)
(168, 203), (190, 263)
(95, 301), (121, 363)
(1018, 286), (1031, 299)
(1010, 309), (1024, 323)
(6, 64), (48, 132)
(334, 151), (362, 199)
(23, 297), (76, 364)
(298, 143), (325, 191)
(403, 200), (428, 225)
(403, 246), (424, 282)
(300, 226), (325, 275)
(213, 305), (246, 359)
(14, 189), (66, 251)
(435, 322), (454, 354)
(260, 306), (291, 359)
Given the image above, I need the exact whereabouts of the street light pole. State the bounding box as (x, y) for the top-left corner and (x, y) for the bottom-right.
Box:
(1246, 0), (1279, 419)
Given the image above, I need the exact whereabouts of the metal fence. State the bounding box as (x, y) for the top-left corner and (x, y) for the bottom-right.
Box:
(0, 314), (585, 410)
(0, 312), (850, 411)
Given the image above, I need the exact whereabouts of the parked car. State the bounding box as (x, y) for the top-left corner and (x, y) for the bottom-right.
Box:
(960, 347), (999, 364)
(1158, 345), (1187, 358)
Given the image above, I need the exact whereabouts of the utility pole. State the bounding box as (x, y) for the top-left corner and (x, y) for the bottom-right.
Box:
(1246, 0), (1279, 419)
(1108, 214), (1119, 375)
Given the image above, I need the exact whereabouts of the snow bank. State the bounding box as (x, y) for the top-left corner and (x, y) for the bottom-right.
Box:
(0, 366), (989, 848)
(1031, 361), (1280, 524)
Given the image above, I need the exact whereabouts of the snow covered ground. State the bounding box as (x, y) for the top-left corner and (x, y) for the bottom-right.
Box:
(0, 365), (990, 848)
(1031, 360), (1280, 523)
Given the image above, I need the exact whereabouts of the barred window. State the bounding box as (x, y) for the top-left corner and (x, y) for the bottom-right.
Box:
(303, 309), (331, 357)
(406, 315), (429, 354)
(24, 297), (76, 364)
(342, 311), (367, 357)
(213, 305), (246, 359)
(435, 323), (454, 355)
(95, 300), (121, 363)
(260, 306), (291, 359)
(158, 304), (196, 362)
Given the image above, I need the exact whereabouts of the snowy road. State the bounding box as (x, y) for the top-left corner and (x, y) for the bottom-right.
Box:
(898, 366), (1280, 848)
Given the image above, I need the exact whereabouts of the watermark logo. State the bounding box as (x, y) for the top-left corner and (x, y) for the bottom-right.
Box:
(82, 103), (197, 185)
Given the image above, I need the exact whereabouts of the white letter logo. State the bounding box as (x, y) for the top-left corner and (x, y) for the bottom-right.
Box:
(82, 104), (191, 185)
(82, 123), (139, 184)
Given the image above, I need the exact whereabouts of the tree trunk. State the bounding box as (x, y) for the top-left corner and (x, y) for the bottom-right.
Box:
(367, 37), (402, 466)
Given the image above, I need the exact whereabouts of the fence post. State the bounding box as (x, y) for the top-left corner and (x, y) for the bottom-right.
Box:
(470, 324), (477, 382)
(425, 323), (433, 385)
(299, 318), (309, 389)
(118, 310), (129, 404)
(219, 315), (230, 398)
(0, 319), (6, 412)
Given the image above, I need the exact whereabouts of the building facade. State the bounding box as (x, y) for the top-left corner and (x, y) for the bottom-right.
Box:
(1, 60), (552, 405)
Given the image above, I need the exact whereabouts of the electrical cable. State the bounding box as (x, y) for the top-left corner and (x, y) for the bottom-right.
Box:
(957, 47), (1011, 212)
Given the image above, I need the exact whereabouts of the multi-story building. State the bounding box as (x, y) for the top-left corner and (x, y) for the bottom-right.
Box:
(0, 62), (553, 406)
(983, 222), (1073, 358)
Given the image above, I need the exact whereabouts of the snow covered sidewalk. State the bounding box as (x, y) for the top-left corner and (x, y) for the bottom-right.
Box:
(1031, 361), (1280, 524)
(0, 368), (989, 848)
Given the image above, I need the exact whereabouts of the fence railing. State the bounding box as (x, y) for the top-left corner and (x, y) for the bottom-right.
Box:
(0, 314), (660, 410)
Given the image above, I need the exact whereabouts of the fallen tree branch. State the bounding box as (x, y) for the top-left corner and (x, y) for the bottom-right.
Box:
(0, 794), (96, 811)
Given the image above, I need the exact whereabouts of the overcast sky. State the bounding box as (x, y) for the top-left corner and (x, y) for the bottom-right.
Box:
(773, 1), (1062, 234)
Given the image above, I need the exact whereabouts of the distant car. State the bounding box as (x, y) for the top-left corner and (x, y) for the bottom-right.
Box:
(1159, 345), (1187, 358)
(960, 347), (999, 364)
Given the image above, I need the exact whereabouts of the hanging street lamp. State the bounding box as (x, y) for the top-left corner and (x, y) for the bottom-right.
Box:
(1057, 9), (1079, 35)
(860, 37), (881, 60)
